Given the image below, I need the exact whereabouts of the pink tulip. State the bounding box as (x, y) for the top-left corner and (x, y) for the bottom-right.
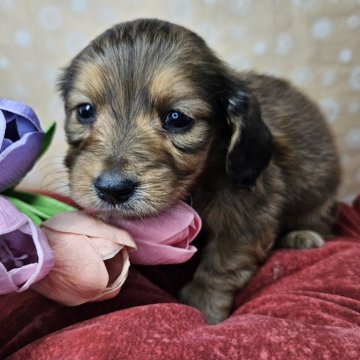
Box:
(0, 196), (54, 294)
(115, 201), (201, 265)
(36, 193), (201, 266)
(32, 211), (136, 306)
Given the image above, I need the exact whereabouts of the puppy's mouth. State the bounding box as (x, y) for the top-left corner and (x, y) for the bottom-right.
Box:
(71, 170), (184, 222)
(83, 190), (170, 222)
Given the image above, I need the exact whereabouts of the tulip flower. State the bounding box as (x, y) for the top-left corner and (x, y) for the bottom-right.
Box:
(115, 201), (201, 265)
(0, 196), (54, 294)
(0, 99), (44, 192)
(32, 211), (136, 306)
(24, 191), (201, 266)
(30, 201), (200, 305)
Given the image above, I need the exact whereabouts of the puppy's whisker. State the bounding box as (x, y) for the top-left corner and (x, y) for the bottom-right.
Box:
(40, 174), (68, 184)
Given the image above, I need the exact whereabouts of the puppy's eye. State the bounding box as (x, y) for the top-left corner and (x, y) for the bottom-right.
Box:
(77, 103), (95, 124)
(162, 110), (194, 132)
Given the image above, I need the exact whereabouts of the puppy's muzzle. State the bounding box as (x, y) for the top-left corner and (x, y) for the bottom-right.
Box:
(94, 171), (137, 205)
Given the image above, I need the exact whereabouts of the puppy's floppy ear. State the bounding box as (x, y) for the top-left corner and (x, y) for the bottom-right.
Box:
(225, 89), (273, 189)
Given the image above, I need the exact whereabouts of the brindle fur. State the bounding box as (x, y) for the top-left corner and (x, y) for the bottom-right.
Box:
(59, 19), (341, 324)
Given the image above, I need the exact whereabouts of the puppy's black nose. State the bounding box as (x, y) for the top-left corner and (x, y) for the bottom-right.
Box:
(94, 172), (136, 205)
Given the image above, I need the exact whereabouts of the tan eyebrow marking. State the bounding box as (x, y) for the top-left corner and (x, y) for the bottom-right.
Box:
(68, 62), (107, 109)
(150, 66), (211, 116)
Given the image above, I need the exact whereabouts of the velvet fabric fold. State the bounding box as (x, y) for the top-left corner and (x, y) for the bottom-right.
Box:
(1, 196), (360, 359)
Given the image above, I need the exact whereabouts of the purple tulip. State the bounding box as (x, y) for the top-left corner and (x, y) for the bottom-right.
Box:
(0, 196), (54, 294)
(0, 99), (44, 192)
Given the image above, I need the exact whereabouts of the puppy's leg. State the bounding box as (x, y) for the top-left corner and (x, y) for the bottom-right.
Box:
(180, 227), (276, 324)
(280, 199), (338, 249)
(180, 193), (278, 324)
(280, 230), (324, 249)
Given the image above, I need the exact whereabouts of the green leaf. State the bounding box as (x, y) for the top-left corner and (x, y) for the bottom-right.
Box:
(39, 122), (57, 159)
(3, 189), (76, 220)
(4, 195), (44, 225)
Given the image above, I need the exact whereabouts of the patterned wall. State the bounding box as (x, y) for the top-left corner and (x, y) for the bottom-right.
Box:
(0, 0), (359, 202)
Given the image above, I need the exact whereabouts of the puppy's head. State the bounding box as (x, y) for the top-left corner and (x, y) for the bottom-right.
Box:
(59, 19), (272, 219)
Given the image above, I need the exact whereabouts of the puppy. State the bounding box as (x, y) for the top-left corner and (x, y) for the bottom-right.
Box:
(59, 19), (341, 324)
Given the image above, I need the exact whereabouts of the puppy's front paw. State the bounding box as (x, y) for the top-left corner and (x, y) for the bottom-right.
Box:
(280, 230), (324, 249)
(179, 280), (233, 324)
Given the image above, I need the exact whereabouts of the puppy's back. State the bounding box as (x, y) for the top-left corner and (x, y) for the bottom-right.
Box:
(243, 72), (341, 230)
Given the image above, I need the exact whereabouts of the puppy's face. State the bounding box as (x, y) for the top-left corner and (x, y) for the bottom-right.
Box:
(60, 19), (273, 219)
(60, 20), (230, 218)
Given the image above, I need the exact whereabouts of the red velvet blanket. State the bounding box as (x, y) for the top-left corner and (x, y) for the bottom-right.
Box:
(1, 196), (360, 359)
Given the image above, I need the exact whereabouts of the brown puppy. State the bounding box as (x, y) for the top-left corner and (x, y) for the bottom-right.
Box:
(59, 19), (341, 324)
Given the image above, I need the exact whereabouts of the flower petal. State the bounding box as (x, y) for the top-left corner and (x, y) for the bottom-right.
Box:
(0, 99), (42, 131)
(10, 263), (38, 287)
(0, 262), (17, 294)
(32, 229), (110, 306)
(90, 237), (124, 260)
(132, 241), (197, 265)
(17, 221), (55, 291)
(0, 138), (12, 152)
(43, 211), (136, 249)
(0, 99), (44, 191)
(0, 111), (6, 152)
(0, 131), (44, 191)
(92, 248), (130, 302)
(114, 201), (201, 265)
(33, 211), (135, 305)
(13, 115), (37, 137)
(0, 196), (54, 293)
(0, 196), (28, 233)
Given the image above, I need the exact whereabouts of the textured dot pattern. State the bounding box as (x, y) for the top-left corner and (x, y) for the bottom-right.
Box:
(0, 0), (358, 201)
